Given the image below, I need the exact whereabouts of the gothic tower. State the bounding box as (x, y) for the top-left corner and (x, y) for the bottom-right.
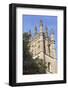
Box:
(39, 20), (45, 64)
(50, 32), (56, 59)
(40, 20), (43, 32)
(45, 26), (49, 55)
(29, 20), (57, 73)
(34, 25), (37, 35)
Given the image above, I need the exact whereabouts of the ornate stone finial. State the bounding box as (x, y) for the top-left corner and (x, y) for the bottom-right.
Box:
(34, 25), (37, 35)
(50, 29), (55, 41)
(45, 26), (48, 38)
(40, 20), (43, 32)
(40, 20), (43, 26)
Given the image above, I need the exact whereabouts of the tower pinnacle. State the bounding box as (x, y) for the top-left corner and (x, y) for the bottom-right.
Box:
(50, 32), (55, 41)
(29, 29), (32, 40)
(40, 20), (43, 32)
(34, 25), (37, 35)
(45, 26), (48, 38)
(40, 20), (43, 26)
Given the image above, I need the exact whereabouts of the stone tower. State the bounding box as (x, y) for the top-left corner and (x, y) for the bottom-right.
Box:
(45, 26), (49, 55)
(34, 25), (37, 35)
(39, 20), (45, 61)
(29, 20), (57, 74)
(40, 20), (43, 32)
(50, 32), (56, 58)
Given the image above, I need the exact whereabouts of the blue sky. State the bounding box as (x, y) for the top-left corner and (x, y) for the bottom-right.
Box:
(22, 15), (57, 49)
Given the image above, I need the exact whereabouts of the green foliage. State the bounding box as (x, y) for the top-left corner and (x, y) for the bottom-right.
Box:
(23, 32), (47, 75)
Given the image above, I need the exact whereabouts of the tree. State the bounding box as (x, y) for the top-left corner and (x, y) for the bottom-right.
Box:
(36, 58), (47, 73)
(23, 32), (40, 74)
(23, 32), (47, 74)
